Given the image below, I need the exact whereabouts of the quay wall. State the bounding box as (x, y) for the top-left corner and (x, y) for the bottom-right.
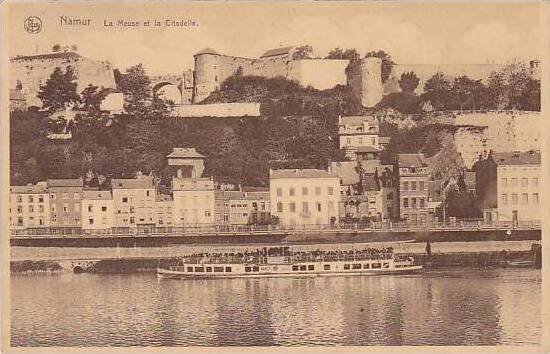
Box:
(9, 228), (541, 248)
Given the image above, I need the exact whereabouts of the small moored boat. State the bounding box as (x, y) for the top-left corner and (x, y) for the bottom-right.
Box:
(157, 246), (422, 279)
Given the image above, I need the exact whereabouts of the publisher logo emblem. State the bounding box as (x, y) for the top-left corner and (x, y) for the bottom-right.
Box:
(24, 16), (42, 34)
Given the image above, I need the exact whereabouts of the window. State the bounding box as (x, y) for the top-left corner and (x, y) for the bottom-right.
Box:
(277, 202), (283, 212)
(328, 187), (334, 196)
(372, 263), (382, 269)
(521, 178), (528, 187)
(89, 218), (94, 225)
(402, 182), (409, 191)
(533, 193), (539, 204)
(411, 198), (417, 208)
(363, 263), (370, 269)
(532, 177), (539, 187)
(511, 194), (518, 205)
(206, 267), (212, 272)
(419, 181), (424, 191)
(17, 217), (23, 226)
(324, 264), (330, 270)
(300, 265), (307, 271)
(17, 196), (22, 203)
(28, 205), (34, 213)
(205, 210), (211, 217)
(39, 218), (44, 226)
(302, 202), (309, 213)
(317, 203), (322, 212)
(260, 202), (266, 210)
(187, 267), (193, 272)
(253, 266), (259, 272)
(292, 265), (299, 271)
(17, 206), (23, 213)
(129, 206), (135, 213)
(347, 138), (351, 145)
(289, 202), (296, 213)
(130, 217), (135, 224)
(302, 187), (308, 196)
(195, 267), (204, 272)
(122, 197), (128, 203)
(371, 137), (376, 145)
(344, 264), (350, 270)
(214, 267), (223, 272)
(38, 196), (44, 203)
(74, 193), (80, 200)
(501, 178), (508, 187)
(308, 265), (314, 271)
(225, 267), (232, 272)
(276, 187), (282, 197)
(315, 187), (321, 195)
(50, 194), (56, 200)
(502, 194), (508, 205)
(39, 205), (44, 213)
(28, 196), (34, 203)
(102, 206), (107, 212)
(383, 262), (390, 269)
(88, 205), (93, 212)
(289, 188), (295, 196)
(522, 193), (529, 204)
(411, 182), (417, 191)
(419, 198), (425, 208)
(352, 264), (361, 269)
(403, 198), (409, 208)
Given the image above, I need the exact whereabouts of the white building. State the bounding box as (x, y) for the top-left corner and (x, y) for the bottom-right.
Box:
(155, 194), (173, 231)
(494, 151), (541, 222)
(270, 169), (341, 226)
(9, 182), (50, 229)
(111, 175), (156, 232)
(81, 190), (114, 232)
(172, 177), (215, 227)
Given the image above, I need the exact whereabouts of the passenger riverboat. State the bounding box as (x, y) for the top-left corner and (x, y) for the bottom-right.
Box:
(157, 246), (422, 279)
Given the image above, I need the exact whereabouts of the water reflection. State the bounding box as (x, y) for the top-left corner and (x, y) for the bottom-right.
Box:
(11, 269), (541, 347)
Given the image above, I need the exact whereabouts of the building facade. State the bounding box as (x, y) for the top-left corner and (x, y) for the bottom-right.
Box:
(397, 154), (430, 223)
(270, 169), (341, 226)
(111, 176), (156, 232)
(338, 115), (381, 160)
(155, 194), (173, 231)
(81, 190), (114, 232)
(47, 179), (84, 231)
(494, 151), (541, 222)
(9, 182), (50, 230)
(172, 177), (215, 227)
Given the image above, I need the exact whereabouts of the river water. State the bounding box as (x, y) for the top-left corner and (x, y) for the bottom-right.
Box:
(11, 269), (541, 347)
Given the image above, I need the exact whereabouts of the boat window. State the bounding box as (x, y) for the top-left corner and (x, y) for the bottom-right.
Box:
(214, 267), (224, 272)
(372, 263), (381, 269)
(273, 266), (278, 271)
(352, 264), (361, 269)
(195, 267), (204, 272)
(383, 263), (390, 268)
(300, 265), (307, 271)
(206, 267), (212, 272)
(363, 263), (370, 269)
(253, 266), (259, 272)
(292, 265), (299, 271)
(225, 266), (232, 272)
(187, 266), (193, 272)
(344, 264), (350, 270)
(324, 264), (330, 270)
(395, 264), (403, 268)
(245, 266), (252, 272)
(308, 265), (314, 271)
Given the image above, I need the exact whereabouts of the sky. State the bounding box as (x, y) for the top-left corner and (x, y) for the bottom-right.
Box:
(5, 2), (545, 74)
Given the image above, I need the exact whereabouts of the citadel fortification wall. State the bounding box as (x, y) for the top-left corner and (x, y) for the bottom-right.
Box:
(10, 52), (116, 108)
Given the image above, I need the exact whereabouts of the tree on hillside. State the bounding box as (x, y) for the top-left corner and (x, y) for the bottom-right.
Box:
(421, 72), (453, 111)
(519, 77), (540, 111)
(486, 60), (540, 111)
(365, 50), (395, 83)
(117, 63), (167, 117)
(326, 48), (360, 61)
(292, 45), (313, 60)
(80, 84), (110, 114)
(52, 44), (61, 52)
(450, 76), (486, 110)
(398, 71), (420, 93)
(37, 66), (80, 113)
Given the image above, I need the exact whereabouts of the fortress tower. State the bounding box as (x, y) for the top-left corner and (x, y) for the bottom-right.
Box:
(360, 57), (383, 108)
(193, 48), (221, 103)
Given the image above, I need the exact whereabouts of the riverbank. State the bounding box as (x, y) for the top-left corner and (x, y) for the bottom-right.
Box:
(10, 240), (541, 274)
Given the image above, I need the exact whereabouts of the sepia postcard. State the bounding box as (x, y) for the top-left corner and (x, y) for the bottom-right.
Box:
(1, 1), (549, 353)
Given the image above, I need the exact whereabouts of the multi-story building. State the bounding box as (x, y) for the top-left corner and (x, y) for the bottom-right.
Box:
(338, 116), (381, 160)
(9, 181), (50, 230)
(81, 190), (114, 232)
(397, 154), (430, 223)
(226, 190), (271, 225)
(47, 179), (84, 231)
(484, 151), (541, 223)
(111, 175), (156, 233)
(172, 177), (215, 227)
(155, 194), (173, 232)
(270, 169), (341, 226)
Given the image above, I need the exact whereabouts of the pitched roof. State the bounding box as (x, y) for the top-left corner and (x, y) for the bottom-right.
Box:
(493, 151), (541, 166)
(339, 115), (378, 126)
(167, 147), (206, 159)
(47, 179), (83, 188)
(10, 184), (48, 194)
(195, 48), (219, 56)
(82, 190), (112, 200)
(270, 169), (339, 179)
(260, 46), (294, 58)
(11, 52), (81, 61)
(397, 154), (427, 168)
(111, 176), (154, 189)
